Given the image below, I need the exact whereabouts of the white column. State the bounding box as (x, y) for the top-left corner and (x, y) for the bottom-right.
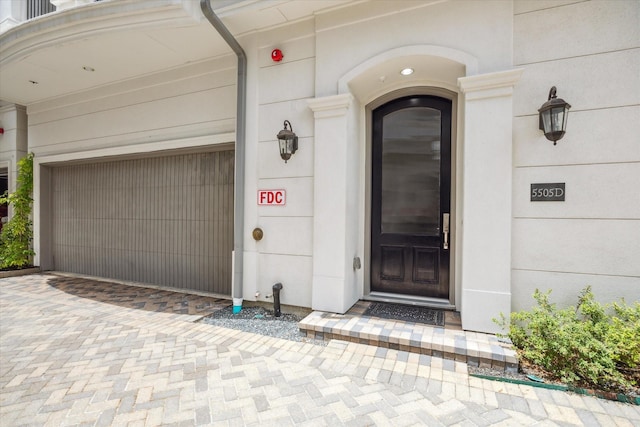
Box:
(0, 104), (27, 194)
(457, 69), (523, 333)
(307, 94), (357, 313)
(0, 0), (26, 32)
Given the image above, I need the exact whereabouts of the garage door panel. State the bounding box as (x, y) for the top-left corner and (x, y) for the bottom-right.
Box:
(52, 151), (233, 295)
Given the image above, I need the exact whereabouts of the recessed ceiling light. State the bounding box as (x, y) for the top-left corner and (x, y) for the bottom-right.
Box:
(400, 68), (414, 76)
(82, 66), (95, 72)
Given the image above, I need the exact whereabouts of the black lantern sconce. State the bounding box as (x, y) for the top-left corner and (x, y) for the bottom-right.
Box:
(538, 86), (571, 145)
(276, 120), (298, 163)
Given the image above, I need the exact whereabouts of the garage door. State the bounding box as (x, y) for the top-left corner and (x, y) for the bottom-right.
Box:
(51, 150), (233, 295)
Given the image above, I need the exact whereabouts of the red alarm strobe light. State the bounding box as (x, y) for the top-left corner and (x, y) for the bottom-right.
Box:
(271, 49), (283, 62)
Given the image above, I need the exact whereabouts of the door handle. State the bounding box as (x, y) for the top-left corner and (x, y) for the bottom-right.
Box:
(443, 213), (450, 250)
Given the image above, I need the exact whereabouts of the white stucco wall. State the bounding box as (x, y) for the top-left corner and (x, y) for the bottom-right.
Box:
(27, 56), (238, 158)
(246, 0), (516, 312)
(511, 0), (640, 310)
(200, 0), (519, 318)
(247, 19), (316, 308)
(315, 0), (513, 98)
(310, 1), (517, 325)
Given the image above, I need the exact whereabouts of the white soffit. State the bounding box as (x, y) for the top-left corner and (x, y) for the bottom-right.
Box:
(0, 0), (358, 106)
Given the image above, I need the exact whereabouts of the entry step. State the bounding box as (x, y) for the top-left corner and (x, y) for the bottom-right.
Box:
(298, 309), (518, 373)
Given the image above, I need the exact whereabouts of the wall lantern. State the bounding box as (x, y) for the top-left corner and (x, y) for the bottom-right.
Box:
(276, 120), (298, 163)
(538, 86), (571, 145)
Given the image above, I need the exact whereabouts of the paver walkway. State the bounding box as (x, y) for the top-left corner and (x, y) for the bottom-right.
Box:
(1, 274), (639, 426)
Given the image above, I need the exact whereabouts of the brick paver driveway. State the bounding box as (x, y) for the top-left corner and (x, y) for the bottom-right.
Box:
(1, 274), (639, 426)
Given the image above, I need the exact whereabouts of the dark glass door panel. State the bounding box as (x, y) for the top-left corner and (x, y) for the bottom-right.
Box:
(381, 107), (441, 235)
(371, 96), (451, 299)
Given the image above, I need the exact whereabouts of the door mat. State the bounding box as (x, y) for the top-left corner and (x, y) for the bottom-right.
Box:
(363, 302), (445, 327)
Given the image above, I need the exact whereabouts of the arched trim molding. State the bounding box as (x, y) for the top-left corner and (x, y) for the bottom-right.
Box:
(338, 44), (478, 103)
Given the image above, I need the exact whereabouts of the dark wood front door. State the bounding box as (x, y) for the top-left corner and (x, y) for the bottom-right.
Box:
(371, 95), (452, 299)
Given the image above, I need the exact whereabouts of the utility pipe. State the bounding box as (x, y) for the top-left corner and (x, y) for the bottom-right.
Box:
(200, 0), (247, 314)
(272, 283), (283, 317)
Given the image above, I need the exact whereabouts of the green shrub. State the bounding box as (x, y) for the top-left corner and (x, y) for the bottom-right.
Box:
(0, 153), (35, 269)
(496, 286), (640, 392)
(608, 302), (640, 371)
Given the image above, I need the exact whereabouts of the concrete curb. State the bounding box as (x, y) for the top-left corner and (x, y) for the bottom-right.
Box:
(0, 267), (41, 279)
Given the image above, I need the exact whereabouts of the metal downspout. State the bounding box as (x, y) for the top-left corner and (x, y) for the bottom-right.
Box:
(200, 0), (246, 313)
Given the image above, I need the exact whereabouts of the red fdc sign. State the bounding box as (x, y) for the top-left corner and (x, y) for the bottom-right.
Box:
(258, 189), (286, 206)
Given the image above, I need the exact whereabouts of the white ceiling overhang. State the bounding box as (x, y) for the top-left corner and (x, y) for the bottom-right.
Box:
(0, 0), (355, 106)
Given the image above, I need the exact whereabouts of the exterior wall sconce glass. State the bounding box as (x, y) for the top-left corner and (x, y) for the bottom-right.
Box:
(538, 86), (571, 145)
(276, 120), (298, 163)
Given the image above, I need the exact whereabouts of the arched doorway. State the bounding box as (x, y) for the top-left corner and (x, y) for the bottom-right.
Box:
(370, 95), (452, 299)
